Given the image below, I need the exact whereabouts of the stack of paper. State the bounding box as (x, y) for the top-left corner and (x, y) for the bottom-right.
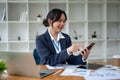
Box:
(46, 64), (120, 79)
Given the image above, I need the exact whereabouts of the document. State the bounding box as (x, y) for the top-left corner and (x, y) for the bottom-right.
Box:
(85, 70), (120, 80)
(46, 64), (91, 77)
(46, 64), (65, 69)
(84, 65), (120, 80)
(61, 68), (90, 77)
(46, 64), (120, 79)
(46, 64), (79, 69)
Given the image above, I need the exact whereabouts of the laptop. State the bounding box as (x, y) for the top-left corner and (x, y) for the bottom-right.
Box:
(0, 51), (55, 78)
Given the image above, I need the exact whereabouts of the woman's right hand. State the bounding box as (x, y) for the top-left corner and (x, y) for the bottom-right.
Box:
(67, 44), (84, 54)
(67, 44), (92, 60)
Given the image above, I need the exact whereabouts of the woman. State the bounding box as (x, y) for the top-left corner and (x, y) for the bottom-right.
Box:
(36, 8), (91, 66)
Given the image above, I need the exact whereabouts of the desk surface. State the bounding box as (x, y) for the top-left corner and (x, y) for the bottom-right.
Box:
(6, 62), (120, 80)
(7, 65), (84, 80)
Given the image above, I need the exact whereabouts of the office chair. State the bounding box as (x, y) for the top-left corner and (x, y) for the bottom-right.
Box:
(33, 49), (40, 65)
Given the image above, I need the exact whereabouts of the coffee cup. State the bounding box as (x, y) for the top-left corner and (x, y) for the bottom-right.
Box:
(112, 55), (120, 67)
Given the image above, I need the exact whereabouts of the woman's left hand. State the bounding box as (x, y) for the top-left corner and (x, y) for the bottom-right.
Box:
(80, 48), (90, 60)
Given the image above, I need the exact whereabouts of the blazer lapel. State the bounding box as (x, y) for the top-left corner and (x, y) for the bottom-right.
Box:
(60, 38), (66, 50)
(45, 30), (56, 54)
(44, 30), (67, 53)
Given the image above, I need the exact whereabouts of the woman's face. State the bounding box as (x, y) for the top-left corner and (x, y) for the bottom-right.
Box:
(51, 13), (66, 33)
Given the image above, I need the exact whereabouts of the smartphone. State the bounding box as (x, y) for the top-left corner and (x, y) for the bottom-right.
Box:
(81, 43), (95, 53)
(87, 43), (95, 50)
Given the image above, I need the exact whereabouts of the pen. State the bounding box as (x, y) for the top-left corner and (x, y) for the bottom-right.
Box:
(53, 70), (62, 75)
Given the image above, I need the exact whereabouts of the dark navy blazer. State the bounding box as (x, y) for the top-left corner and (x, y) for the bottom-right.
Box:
(36, 30), (86, 66)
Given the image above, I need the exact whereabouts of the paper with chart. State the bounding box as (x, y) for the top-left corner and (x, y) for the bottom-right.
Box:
(85, 65), (120, 80)
(61, 68), (91, 77)
(46, 64), (80, 69)
(85, 70), (120, 80)
(46, 64), (90, 77)
(46, 64), (120, 79)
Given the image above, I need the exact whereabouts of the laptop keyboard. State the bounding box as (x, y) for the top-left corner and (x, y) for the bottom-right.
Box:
(40, 72), (47, 76)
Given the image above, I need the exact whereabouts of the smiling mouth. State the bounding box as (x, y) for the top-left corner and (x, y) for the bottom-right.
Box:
(58, 27), (63, 30)
(58, 26), (63, 29)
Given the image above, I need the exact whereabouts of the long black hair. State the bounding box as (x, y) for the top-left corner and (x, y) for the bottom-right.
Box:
(43, 8), (67, 27)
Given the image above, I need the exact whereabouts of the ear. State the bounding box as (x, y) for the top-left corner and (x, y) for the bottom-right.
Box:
(48, 19), (52, 25)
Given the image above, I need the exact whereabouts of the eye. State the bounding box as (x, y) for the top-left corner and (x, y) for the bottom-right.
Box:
(58, 19), (62, 22)
(63, 20), (66, 23)
(58, 19), (66, 23)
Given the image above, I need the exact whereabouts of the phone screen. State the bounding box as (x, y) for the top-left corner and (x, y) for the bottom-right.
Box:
(80, 43), (95, 54)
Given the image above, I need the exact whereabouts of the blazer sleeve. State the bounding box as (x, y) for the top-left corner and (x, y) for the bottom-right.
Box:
(67, 55), (86, 65)
(35, 34), (70, 66)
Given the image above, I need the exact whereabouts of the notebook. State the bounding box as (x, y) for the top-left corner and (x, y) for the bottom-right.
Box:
(0, 51), (55, 78)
